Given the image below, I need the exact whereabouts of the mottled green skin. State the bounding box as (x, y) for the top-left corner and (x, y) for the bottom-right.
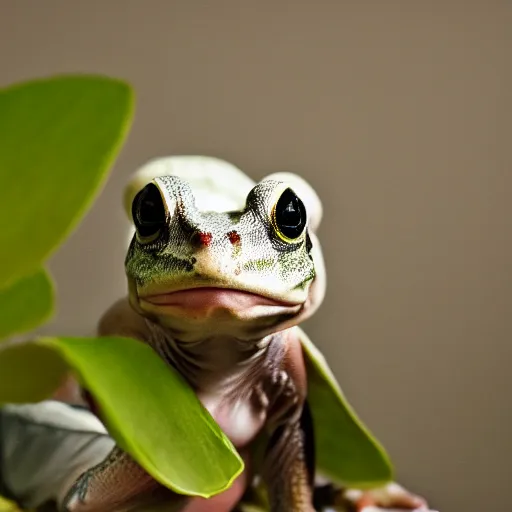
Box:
(126, 176), (314, 295)
(125, 175), (316, 341)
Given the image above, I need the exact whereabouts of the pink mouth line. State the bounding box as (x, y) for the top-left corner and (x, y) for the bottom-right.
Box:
(140, 287), (298, 310)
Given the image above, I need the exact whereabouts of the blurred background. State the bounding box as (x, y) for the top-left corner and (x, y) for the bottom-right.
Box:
(1, 2), (510, 511)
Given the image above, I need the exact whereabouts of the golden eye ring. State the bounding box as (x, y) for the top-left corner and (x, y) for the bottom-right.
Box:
(132, 183), (167, 244)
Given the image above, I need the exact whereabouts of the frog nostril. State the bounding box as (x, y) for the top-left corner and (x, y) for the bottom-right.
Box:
(192, 231), (213, 248)
(227, 230), (241, 245)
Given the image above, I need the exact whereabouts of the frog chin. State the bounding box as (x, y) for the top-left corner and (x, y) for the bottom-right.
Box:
(135, 287), (303, 340)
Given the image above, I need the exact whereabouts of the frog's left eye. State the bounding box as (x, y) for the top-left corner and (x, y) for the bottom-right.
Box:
(272, 188), (307, 242)
(132, 183), (166, 240)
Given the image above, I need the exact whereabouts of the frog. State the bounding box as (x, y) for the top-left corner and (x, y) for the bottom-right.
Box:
(0, 156), (433, 512)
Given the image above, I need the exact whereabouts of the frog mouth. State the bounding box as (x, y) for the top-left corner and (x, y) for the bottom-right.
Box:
(140, 287), (298, 311)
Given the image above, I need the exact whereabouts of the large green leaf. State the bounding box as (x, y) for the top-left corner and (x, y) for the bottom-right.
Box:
(0, 342), (69, 404)
(0, 75), (134, 289)
(0, 269), (54, 342)
(0, 336), (244, 498)
(298, 328), (394, 488)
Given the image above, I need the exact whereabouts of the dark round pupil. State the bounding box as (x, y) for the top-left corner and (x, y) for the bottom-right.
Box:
(275, 188), (306, 239)
(132, 183), (166, 238)
(281, 200), (301, 227)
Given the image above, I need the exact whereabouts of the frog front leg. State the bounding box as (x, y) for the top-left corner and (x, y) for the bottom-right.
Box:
(262, 396), (315, 511)
(260, 340), (316, 512)
(63, 446), (185, 512)
(63, 432), (251, 512)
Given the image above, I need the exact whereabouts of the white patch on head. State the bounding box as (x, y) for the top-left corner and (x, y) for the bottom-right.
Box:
(124, 155), (256, 217)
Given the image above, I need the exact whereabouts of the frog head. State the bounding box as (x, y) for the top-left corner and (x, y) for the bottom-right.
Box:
(125, 166), (325, 342)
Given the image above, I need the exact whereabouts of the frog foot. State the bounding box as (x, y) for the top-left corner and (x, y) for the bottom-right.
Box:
(345, 482), (431, 511)
(63, 471), (92, 510)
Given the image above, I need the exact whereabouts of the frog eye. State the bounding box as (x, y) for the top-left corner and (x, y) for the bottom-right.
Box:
(272, 188), (307, 242)
(132, 183), (166, 240)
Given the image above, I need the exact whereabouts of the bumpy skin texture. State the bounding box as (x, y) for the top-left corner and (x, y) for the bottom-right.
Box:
(58, 158), (430, 512)
(125, 176), (317, 342)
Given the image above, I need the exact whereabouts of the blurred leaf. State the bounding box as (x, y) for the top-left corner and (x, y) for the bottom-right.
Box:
(0, 342), (69, 403)
(0, 269), (54, 342)
(0, 75), (134, 289)
(0, 336), (244, 498)
(0, 496), (22, 511)
(299, 328), (394, 488)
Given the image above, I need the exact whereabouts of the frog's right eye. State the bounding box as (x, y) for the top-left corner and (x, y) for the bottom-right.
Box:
(132, 183), (166, 240)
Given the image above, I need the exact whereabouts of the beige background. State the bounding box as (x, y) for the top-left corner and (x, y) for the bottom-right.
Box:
(1, 2), (510, 511)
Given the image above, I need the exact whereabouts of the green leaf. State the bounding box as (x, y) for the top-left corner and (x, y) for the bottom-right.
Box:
(0, 336), (244, 498)
(0, 342), (69, 403)
(298, 328), (394, 488)
(0, 496), (22, 511)
(0, 75), (134, 289)
(0, 269), (54, 342)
